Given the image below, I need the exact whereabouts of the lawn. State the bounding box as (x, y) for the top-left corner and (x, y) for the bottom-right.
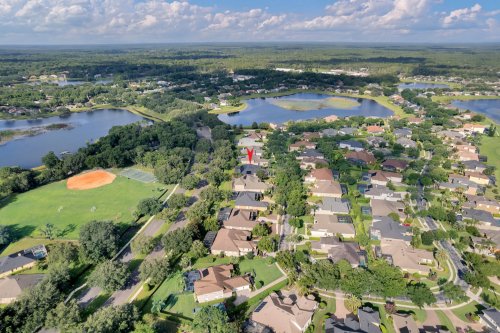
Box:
(435, 310), (457, 333)
(451, 301), (485, 322)
(148, 272), (196, 320)
(480, 135), (500, 193)
(0, 175), (169, 246)
(312, 297), (336, 333)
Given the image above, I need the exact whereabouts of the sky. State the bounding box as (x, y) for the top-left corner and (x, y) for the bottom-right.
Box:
(0, 0), (498, 44)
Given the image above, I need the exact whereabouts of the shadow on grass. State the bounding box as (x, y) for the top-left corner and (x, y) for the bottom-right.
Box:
(0, 193), (17, 209)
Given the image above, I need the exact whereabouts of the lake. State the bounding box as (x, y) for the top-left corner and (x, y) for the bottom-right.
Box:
(398, 82), (450, 90)
(451, 99), (500, 123)
(0, 109), (146, 168)
(218, 93), (394, 126)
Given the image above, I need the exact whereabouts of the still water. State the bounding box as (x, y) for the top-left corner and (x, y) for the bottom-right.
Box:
(218, 93), (394, 126)
(0, 109), (145, 168)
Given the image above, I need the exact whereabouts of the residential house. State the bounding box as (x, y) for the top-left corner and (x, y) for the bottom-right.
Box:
(463, 195), (500, 215)
(314, 198), (350, 215)
(194, 264), (251, 303)
(370, 216), (412, 243)
(366, 125), (384, 135)
(210, 229), (256, 257)
(297, 149), (325, 161)
(379, 239), (434, 274)
(321, 128), (339, 137)
(393, 128), (412, 139)
(0, 245), (47, 278)
(382, 159), (408, 172)
(461, 209), (498, 230)
(310, 215), (356, 238)
(235, 192), (269, 212)
(345, 151), (376, 166)
(457, 151), (480, 162)
(224, 209), (258, 231)
(237, 164), (265, 176)
(339, 140), (364, 152)
(324, 115), (339, 123)
(364, 186), (405, 202)
(479, 308), (500, 333)
(238, 134), (265, 148)
(366, 136), (387, 148)
(465, 172), (491, 186)
(289, 141), (316, 152)
(310, 181), (343, 198)
(233, 175), (271, 193)
(407, 117), (424, 125)
(311, 238), (365, 267)
(339, 127), (358, 135)
(392, 313), (419, 333)
(250, 291), (317, 333)
(305, 168), (334, 184)
(300, 157), (327, 170)
(325, 306), (382, 333)
(460, 123), (487, 134)
(369, 171), (403, 186)
(396, 137), (417, 149)
(0, 274), (45, 304)
(462, 160), (488, 173)
(370, 199), (405, 220)
(302, 132), (321, 141)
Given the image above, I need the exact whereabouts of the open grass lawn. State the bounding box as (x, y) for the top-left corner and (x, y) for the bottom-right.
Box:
(148, 272), (196, 320)
(451, 301), (485, 322)
(313, 297), (336, 333)
(435, 310), (457, 333)
(480, 136), (500, 194)
(0, 175), (169, 249)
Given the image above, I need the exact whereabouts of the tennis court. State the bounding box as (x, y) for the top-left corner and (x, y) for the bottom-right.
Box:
(120, 168), (157, 183)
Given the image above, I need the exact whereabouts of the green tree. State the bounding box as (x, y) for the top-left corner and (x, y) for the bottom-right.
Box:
(406, 282), (436, 308)
(139, 257), (172, 286)
(48, 242), (79, 265)
(42, 151), (60, 168)
(441, 282), (467, 304)
(190, 240), (208, 259)
(167, 193), (188, 210)
(257, 235), (279, 254)
(252, 223), (271, 237)
(79, 220), (119, 263)
(88, 260), (129, 293)
(131, 234), (157, 255)
(161, 227), (193, 257)
(151, 299), (166, 314)
(82, 304), (139, 333)
(181, 174), (200, 190)
(191, 306), (235, 333)
(288, 217), (303, 229)
(45, 300), (82, 331)
(0, 225), (11, 246)
(136, 198), (162, 217)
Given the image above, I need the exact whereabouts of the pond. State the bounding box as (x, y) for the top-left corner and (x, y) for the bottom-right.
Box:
(398, 82), (450, 90)
(451, 99), (500, 123)
(217, 93), (394, 126)
(0, 109), (146, 168)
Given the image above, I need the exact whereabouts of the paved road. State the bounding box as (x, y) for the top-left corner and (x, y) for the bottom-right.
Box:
(279, 214), (292, 251)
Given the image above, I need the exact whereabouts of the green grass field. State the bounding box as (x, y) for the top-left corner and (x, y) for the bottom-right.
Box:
(0, 175), (168, 247)
(480, 136), (500, 193)
(269, 96), (360, 111)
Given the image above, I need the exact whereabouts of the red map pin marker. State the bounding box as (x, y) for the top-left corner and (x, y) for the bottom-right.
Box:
(246, 148), (254, 164)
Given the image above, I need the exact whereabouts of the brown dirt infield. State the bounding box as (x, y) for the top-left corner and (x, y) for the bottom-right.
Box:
(67, 170), (116, 190)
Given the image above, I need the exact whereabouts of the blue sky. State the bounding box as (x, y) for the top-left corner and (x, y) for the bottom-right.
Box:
(0, 1), (498, 44)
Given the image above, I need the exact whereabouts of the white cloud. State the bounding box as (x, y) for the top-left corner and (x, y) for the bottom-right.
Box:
(442, 3), (481, 27)
(0, 0), (497, 43)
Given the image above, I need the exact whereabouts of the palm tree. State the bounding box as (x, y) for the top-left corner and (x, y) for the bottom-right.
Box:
(435, 249), (447, 269)
(344, 295), (362, 315)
